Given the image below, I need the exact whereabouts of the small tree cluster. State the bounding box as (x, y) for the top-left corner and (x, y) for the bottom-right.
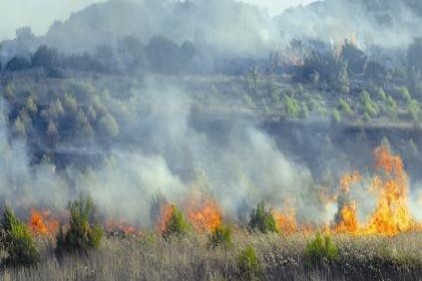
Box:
(237, 245), (263, 281)
(55, 196), (103, 257)
(304, 233), (339, 266)
(1, 207), (40, 267)
(248, 202), (278, 234)
(208, 225), (233, 249)
(162, 205), (189, 240)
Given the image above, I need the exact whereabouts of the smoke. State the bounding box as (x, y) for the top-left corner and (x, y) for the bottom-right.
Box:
(0, 100), (68, 212)
(276, 0), (422, 48)
(71, 78), (323, 226)
(0, 77), (326, 226)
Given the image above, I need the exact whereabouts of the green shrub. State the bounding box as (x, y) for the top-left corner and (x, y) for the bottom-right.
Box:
(162, 205), (189, 239)
(408, 99), (421, 122)
(331, 109), (341, 124)
(237, 245), (263, 280)
(360, 91), (379, 118)
(55, 195), (103, 257)
(208, 225), (233, 249)
(305, 233), (339, 266)
(398, 86), (412, 103)
(338, 97), (353, 115)
(248, 202), (278, 234)
(1, 207), (40, 267)
(284, 95), (300, 118)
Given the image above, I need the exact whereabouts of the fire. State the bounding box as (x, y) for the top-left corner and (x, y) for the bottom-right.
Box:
(334, 146), (417, 236)
(334, 202), (359, 234)
(364, 147), (414, 236)
(28, 209), (59, 237)
(273, 208), (297, 234)
(186, 198), (222, 233)
(340, 171), (361, 193)
(105, 220), (140, 236)
(156, 203), (175, 234)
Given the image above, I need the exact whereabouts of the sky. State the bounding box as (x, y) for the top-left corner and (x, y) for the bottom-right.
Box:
(0, 0), (316, 40)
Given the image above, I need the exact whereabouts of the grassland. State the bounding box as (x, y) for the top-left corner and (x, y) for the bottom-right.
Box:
(1, 232), (421, 281)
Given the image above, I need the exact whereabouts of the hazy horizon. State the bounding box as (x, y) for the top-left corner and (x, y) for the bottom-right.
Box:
(0, 0), (316, 40)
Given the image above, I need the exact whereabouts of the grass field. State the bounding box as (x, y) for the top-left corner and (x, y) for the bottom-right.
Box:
(2, 232), (421, 281)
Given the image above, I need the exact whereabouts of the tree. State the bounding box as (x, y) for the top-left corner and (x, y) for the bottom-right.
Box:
(31, 45), (60, 69)
(56, 196), (103, 257)
(99, 114), (119, 137)
(248, 202), (278, 234)
(5, 56), (31, 71)
(1, 207), (40, 267)
(341, 39), (367, 75)
(145, 36), (195, 74)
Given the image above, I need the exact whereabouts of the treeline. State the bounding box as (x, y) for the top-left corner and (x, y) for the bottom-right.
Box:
(0, 35), (197, 76)
(276, 37), (422, 95)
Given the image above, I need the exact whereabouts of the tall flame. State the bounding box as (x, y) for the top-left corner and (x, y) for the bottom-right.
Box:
(334, 202), (359, 234)
(365, 146), (415, 236)
(334, 146), (417, 236)
(273, 208), (298, 234)
(340, 172), (361, 193)
(186, 199), (222, 233)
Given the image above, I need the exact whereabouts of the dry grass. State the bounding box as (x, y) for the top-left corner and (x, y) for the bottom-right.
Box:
(1, 232), (421, 281)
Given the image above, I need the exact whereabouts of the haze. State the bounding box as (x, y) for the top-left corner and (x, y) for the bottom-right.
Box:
(0, 0), (315, 40)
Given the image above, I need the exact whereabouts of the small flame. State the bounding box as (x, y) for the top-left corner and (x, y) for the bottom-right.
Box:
(156, 203), (175, 234)
(28, 209), (59, 237)
(105, 220), (140, 236)
(340, 172), (361, 193)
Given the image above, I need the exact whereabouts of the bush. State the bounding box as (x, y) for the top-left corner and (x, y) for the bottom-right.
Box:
(360, 91), (379, 118)
(237, 245), (263, 280)
(162, 205), (189, 239)
(55, 196), (103, 257)
(208, 225), (233, 249)
(305, 233), (339, 266)
(248, 202), (278, 234)
(331, 109), (341, 123)
(1, 207), (40, 267)
(284, 95), (300, 118)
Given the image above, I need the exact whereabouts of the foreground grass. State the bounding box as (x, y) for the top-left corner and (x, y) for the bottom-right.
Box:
(1, 232), (422, 281)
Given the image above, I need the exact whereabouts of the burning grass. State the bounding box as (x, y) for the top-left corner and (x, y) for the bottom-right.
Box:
(0, 146), (421, 280)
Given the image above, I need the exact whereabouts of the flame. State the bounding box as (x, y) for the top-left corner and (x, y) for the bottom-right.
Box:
(156, 203), (175, 234)
(364, 147), (415, 236)
(334, 146), (417, 236)
(28, 209), (59, 237)
(334, 202), (359, 234)
(340, 171), (361, 193)
(105, 220), (140, 236)
(273, 208), (297, 234)
(186, 198), (222, 233)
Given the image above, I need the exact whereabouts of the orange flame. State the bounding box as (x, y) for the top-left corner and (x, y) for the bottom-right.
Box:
(28, 209), (59, 237)
(364, 147), (415, 236)
(340, 171), (361, 193)
(156, 203), (175, 234)
(334, 202), (359, 234)
(334, 146), (417, 236)
(105, 220), (140, 236)
(273, 208), (297, 234)
(186, 199), (222, 233)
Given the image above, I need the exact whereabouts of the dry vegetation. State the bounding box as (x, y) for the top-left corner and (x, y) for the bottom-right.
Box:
(0, 232), (420, 281)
